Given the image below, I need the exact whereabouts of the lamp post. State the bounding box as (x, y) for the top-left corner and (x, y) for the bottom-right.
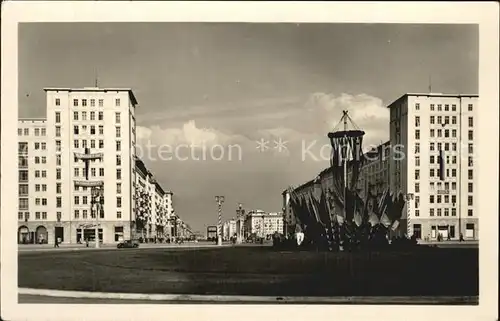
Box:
(236, 203), (244, 243)
(405, 193), (414, 237)
(215, 196), (224, 246)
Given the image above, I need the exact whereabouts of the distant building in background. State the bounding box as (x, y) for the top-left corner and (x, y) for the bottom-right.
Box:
(222, 219), (237, 240)
(206, 225), (217, 241)
(244, 210), (283, 238)
(355, 141), (391, 199)
(388, 93), (479, 241)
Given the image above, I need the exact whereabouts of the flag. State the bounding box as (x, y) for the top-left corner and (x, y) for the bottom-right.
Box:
(380, 212), (391, 227)
(368, 213), (380, 227)
(439, 149), (445, 181)
(391, 220), (400, 231)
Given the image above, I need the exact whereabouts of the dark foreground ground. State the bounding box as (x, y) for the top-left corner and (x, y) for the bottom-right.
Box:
(18, 246), (478, 298)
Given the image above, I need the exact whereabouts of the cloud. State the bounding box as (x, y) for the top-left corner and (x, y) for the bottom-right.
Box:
(136, 120), (242, 147)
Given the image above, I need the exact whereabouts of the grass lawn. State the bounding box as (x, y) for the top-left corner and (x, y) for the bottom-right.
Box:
(18, 246), (478, 297)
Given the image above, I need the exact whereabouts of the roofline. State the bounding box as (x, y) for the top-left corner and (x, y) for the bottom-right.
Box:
(387, 93), (479, 109)
(43, 87), (138, 106)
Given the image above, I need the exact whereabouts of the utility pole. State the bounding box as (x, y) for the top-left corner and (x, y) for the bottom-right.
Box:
(215, 196), (225, 246)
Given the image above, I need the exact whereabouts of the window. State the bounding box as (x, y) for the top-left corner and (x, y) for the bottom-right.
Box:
(35, 211), (40, 219)
(19, 198), (29, 210)
(18, 128), (22, 136)
(116, 141), (121, 151)
(451, 182), (456, 190)
(452, 143), (457, 151)
(430, 116), (435, 124)
(56, 183), (61, 194)
(415, 156), (420, 167)
(468, 169), (473, 179)
(56, 168), (61, 179)
(468, 104), (473, 111)
(468, 196), (473, 206)
(468, 209), (473, 217)
(444, 195), (449, 203)
(415, 130), (420, 140)
(55, 98), (61, 106)
(98, 111), (104, 121)
(415, 103), (420, 111)
(116, 155), (121, 166)
(56, 197), (62, 208)
(99, 168), (104, 176)
(55, 126), (61, 137)
(116, 127), (121, 137)
(74, 111), (79, 121)
(90, 125), (96, 135)
(452, 116), (457, 124)
(452, 195), (456, 204)
(115, 112), (121, 123)
(415, 143), (420, 153)
(19, 184), (28, 195)
(41, 170), (46, 178)
(444, 104), (449, 111)
(56, 154), (61, 166)
(99, 99), (104, 107)
(91, 140), (95, 148)
(35, 128), (40, 136)
(74, 196), (80, 205)
(115, 98), (121, 107)
(415, 116), (420, 127)
(73, 99), (79, 107)
(24, 128), (29, 135)
(73, 125), (79, 135)
(437, 142), (442, 151)
(445, 142), (449, 151)
(468, 130), (473, 140)
(437, 208), (442, 216)
(437, 129), (442, 137)
(468, 117), (473, 127)
(90, 111), (95, 121)
(437, 195), (442, 204)
(444, 116), (449, 124)
(35, 156), (40, 164)
(117, 169), (122, 180)
(117, 197), (122, 208)
(35, 170), (40, 178)
(117, 183), (122, 194)
(452, 208), (456, 217)
(452, 169), (457, 177)
(99, 140), (104, 148)
(430, 104), (435, 111)
(468, 156), (473, 167)
(452, 104), (456, 111)
(444, 208), (449, 217)
(99, 125), (104, 134)
(83, 196), (88, 205)
(468, 143), (473, 154)
(430, 142), (435, 151)
(415, 196), (420, 208)
(430, 208), (434, 216)
(34, 142), (40, 150)
(437, 116), (442, 124)
(117, 212), (122, 219)
(429, 155), (434, 164)
(55, 112), (61, 123)
(90, 99), (96, 107)
(91, 168), (96, 177)
(91, 210), (96, 219)
(415, 210), (420, 217)
(18, 212), (24, 220)
(415, 170), (420, 180)
(74, 168), (79, 177)
(437, 104), (442, 111)
(82, 111), (87, 121)
(444, 130), (449, 138)
(82, 99), (87, 107)
(452, 129), (457, 138)
(468, 182), (473, 193)
(430, 129), (435, 137)
(83, 210), (88, 219)
(74, 140), (79, 148)
(74, 210), (80, 219)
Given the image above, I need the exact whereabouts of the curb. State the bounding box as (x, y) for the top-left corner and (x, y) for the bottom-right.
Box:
(18, 244), (233, 253)
(18, 288), (479, 304)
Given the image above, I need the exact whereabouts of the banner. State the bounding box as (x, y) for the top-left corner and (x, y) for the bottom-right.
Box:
(74, 152), (104, 160)
(74, 180), (104, 187)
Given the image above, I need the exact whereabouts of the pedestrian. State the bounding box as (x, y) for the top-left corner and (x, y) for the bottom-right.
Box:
(86, 238), (89, 247)
(54, 236), (59, 248)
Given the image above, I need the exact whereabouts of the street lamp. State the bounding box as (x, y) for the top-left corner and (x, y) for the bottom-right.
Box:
(405, 193), (414, 237)
(215, 196), (225, 246)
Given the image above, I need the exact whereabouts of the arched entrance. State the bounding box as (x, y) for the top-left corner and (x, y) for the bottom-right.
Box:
(36, 226), (48, 244)
(18, 226), (30, 244)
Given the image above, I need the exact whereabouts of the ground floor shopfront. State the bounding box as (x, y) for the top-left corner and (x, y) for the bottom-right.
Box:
(17, 221), (134, 245)
(410, 218), (479, 241)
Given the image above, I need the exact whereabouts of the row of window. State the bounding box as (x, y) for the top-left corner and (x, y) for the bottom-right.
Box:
(415, 142), (474, 154)
(70, 125), (121, 137)
(415, 103), (474, 112)
(419, 116), (474, 127)
(415, 129), (474, 140)
(55, 98), (121, 108)
(415, 169), (473, 180)
(415, 155), (474, 167)
(18, 212), (48, 220)
(413, 208), (474, 217)
(18, 128), (46, 136)
(415, 182), (473, 194)
(55, 111), (121, 123)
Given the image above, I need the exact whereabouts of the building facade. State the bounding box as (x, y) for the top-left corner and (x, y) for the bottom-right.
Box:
(244, 210), (284, 238)
(222, 219), (237, 240)
(17, 87), (179, 244)
(388, 93), (479, 240)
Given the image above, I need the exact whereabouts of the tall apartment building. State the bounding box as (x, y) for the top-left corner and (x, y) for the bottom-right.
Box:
(222, 219), (237, 240)
(17, 87), (178, 244)
(18, 119), (49, 243)
(388, 93), (479, 240)
(356, 141), (391, 199)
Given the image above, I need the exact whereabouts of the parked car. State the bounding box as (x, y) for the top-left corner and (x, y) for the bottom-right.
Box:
(117, 240), (139, 248)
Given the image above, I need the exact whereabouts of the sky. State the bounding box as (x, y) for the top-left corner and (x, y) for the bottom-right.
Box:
(19, 23), (478, 232)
